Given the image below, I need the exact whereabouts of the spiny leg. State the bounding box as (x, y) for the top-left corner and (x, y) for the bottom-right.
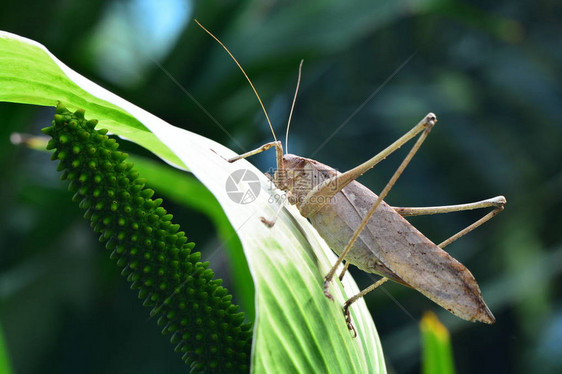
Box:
(343, 277), (389, 337)
(300, 113), (437, 217)
(338, 262), (351, 281)
(337, 183), (506, 283)
(438, 201), (505, 248)
(393, 196), (506, 217)
(323, 114), (437, 299)
(392, 195), (506, 248)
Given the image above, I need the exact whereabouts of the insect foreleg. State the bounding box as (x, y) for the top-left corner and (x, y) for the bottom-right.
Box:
(228, 141), (288, 226)
(228, 141), (284, 169)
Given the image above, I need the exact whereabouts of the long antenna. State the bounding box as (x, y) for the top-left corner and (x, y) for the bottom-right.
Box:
(194, 19), (277, 142)
(285, 60), (303, 154)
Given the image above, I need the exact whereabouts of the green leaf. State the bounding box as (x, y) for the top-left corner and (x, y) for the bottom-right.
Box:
(420, 312), (456, 374)
(1, 31), (386, 373)
(0, 31), (183, 169)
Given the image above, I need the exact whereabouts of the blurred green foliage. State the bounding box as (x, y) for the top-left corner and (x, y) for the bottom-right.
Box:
(1, 0), (561, 373)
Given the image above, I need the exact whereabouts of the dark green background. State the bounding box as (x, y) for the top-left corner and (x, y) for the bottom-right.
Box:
(1, 0), (561, 373)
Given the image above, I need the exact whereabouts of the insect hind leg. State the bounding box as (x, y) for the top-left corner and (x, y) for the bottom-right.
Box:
(392, 196), (506, 248)
(324, 114), (437, 299)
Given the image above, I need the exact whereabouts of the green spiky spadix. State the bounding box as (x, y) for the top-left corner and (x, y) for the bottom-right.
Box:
(42, 103), (252, 373)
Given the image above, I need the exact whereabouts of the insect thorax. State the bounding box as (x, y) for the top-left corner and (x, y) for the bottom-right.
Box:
(275, 154), (340, 211)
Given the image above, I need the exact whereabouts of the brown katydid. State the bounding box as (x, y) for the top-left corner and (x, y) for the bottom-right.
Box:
(195, 20), (506, 336)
